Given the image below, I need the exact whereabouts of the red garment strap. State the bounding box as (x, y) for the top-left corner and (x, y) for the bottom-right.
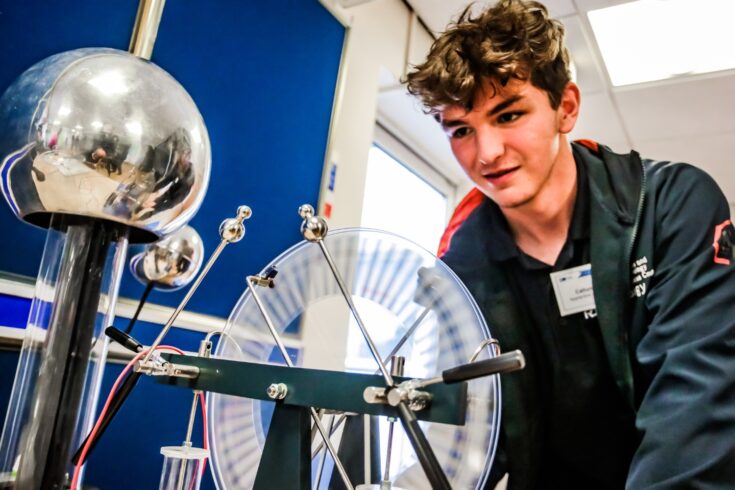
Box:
(575, 139), (599, 153)
(437, 188), (484, 257)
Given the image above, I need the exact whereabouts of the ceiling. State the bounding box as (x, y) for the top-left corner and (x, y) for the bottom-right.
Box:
(376, 0), (735, 205)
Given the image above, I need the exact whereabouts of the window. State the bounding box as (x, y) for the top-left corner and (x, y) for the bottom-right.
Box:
(360, 126), (454, 253)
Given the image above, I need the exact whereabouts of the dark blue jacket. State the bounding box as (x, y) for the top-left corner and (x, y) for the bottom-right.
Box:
(441, 141), (735, 489)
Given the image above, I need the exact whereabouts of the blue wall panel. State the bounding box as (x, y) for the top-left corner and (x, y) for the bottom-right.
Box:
(0, 0), (344, 318)
(0, 0), (344, 487)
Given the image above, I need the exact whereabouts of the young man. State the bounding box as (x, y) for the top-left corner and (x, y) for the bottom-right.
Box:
(406, 1), (735, 488)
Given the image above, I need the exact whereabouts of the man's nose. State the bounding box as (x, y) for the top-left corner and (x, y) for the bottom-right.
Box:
(475, 126), (503, 166)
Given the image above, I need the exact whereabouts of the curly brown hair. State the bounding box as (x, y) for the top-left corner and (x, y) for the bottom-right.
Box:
(406, 0), (571, 113)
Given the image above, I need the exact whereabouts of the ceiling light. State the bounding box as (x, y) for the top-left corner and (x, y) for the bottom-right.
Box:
(588, 0), (735, 86)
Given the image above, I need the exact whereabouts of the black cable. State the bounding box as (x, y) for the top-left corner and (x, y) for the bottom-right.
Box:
(71, 327), (144, 465)
(71, 371), (142, 465)
(124, 281), (155, 335)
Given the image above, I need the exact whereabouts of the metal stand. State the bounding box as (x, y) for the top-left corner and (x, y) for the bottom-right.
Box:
(253, 404), (312, 489)
(156, 355), (468, 489)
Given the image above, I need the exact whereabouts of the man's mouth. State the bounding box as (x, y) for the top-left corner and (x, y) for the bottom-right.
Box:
(483, 167), (518, 184)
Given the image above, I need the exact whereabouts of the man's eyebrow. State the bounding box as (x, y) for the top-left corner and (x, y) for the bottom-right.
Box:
(440, 94), (525, 128)
(488, 94), (524, 116)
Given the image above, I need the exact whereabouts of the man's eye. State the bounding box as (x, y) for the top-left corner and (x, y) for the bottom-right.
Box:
(450, 127), (471, 139)
(498, 112), (522, 123)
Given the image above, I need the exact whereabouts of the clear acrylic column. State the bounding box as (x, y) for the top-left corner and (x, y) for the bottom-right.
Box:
(0, 215), (128, 488)
(159, 446), (208, 490)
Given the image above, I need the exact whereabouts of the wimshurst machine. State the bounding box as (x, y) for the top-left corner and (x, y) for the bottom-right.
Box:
(128, 204), (525, 489)
(151, 205), (528, 489)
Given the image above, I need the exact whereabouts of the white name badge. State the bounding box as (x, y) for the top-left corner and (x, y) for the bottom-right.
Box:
(549, 263), (596, 317)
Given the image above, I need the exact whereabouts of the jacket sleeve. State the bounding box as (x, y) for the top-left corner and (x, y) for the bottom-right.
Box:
(628, 163), (735, 488)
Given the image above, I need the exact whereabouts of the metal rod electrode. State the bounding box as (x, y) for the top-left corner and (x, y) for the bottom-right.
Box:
(129, 0), (166, 59)
(140, 206), (251, 365)
(297, 205), (450, 490)
(298, 205), (394, 388)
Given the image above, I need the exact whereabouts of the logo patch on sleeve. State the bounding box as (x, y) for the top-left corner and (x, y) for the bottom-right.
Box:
(713, 219), (735, 265)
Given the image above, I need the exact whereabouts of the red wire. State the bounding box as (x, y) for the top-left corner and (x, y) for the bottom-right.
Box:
(185, 393), (209, 490)
(70, 345), (185, 490)
(199, 391), (208, 476)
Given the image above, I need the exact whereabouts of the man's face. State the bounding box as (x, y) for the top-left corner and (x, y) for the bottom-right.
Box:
(439, 78), (579, 209)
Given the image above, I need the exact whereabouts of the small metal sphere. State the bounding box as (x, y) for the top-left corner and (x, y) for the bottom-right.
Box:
(301, 215), (328, 242)
(237, 205), (252, 221)
(298, 204), (314, 219)
(219, 218), (245, 243)
(129, 225), (204, 290)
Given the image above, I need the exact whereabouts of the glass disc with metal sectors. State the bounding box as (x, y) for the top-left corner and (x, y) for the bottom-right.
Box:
(207, 228), (500, 489)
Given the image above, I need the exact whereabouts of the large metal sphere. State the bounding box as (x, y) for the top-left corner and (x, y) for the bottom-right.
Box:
(129, 225), (204, 290)
(0, 48), (211, 243)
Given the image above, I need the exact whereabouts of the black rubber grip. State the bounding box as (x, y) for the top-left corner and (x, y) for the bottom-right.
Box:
(442, 350), (525, 384)
(105, 326), (143, 353)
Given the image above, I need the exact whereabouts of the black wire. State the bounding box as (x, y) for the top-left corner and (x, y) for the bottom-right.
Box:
(124, 281), (154, 335)
(71, 372), (142, 465)
(72, 280), (154, 465)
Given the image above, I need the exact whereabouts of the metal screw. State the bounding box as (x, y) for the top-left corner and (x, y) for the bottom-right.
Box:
(266, 382), (288, 400)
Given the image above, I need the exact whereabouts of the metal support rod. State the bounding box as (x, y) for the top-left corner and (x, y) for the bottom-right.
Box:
(310, 408), (326, 450)
(141, 205), (251, 365)
(383, 356), (404, 485)
(383, 306), (431, 362)
(182, 393), (198, 449)
(129, 0), (166, 60)
(140, 239), (227, 364)
(313, 415), (335, 490)
(383, 424), (395, 483)
(311, 413), (347, 459)
(310, 307), (431, 460)
(316, 240), (394, 388)
(177, 393), (199, 490)
(247, 278), (355, 490)
(363, 414), (371, 484)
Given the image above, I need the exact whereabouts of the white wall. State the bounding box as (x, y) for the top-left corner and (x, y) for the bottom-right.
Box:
(317, 0), (442, 229)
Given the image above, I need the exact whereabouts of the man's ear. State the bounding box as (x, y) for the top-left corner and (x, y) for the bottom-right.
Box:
(558, 82), (581, 134)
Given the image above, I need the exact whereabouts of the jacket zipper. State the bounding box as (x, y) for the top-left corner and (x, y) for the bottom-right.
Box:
(626, 158), (646, 265)
(623, 157), (646, 400)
